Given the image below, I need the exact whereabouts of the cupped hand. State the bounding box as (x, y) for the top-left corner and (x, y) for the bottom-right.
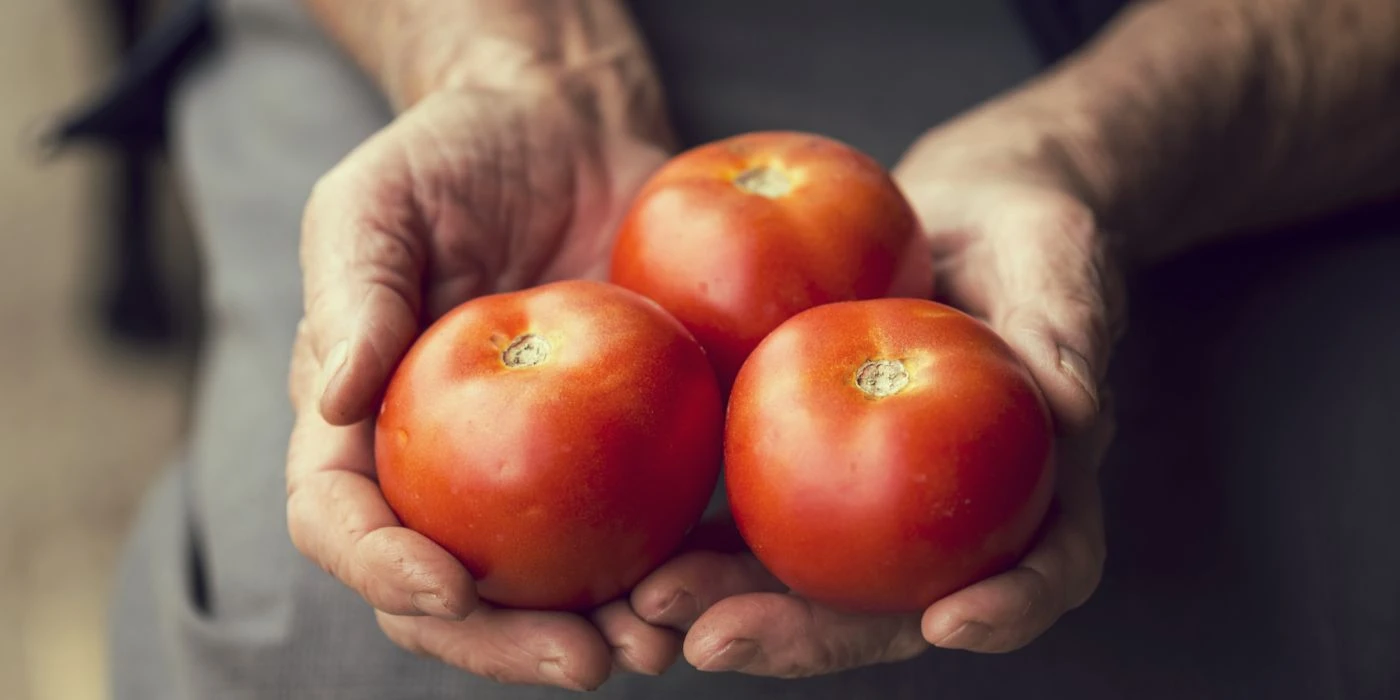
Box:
(284, 85), (676, 691)
(629, 112), (1125, 677)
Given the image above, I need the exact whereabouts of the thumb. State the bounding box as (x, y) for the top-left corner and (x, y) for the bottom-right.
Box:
(299, 169), (425, 426)
(989, 199), (1120, 433)
(931, 192), (1121, 433)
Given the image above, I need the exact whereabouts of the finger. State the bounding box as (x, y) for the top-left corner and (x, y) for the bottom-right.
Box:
(590, 600), (682, 675)
(300, 164), (426, 426)
(922, 459), (1108, 652)
(903, 187), (1120, 433)
(631, 551), (785, 631)
(285, 404), (475, 620)
(684, 593), (927, 678)
(376, 608), (613, 691)
(1000, 201), (1116, 424)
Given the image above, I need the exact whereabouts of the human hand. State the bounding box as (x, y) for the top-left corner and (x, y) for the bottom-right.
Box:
(629, 107), (1125, 677)
(285, 85), (679, 691)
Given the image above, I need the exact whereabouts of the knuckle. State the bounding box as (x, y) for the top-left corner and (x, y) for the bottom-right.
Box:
(440, 637), (520, 684)
(611, 641), (647, 673)
(1044, 285), (1110, 366)
(823, 620), (914, 673)
(285, 473), (378, 591)
(472, 659), (524, 686)
(285, 487), (348, 585)
(804, 644), (841, 678)
(376, 612), (431, 658)
(611, 629), (671, 676)
(353, 529), (416, 591)
(993, 306), (1058, 363)
(762, 651), (821, 680)
(879, 623), (930, 663)
(637, 647), (675, 676)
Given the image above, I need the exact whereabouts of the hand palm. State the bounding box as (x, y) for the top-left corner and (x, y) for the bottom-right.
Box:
(318, 89), (663, 309)
(287, 88), (676, 691)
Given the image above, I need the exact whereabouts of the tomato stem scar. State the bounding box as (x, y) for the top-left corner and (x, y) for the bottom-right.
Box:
(502, 334), (551, 368)
(855, 359), (909, 398)
(733, 165), (792, 198)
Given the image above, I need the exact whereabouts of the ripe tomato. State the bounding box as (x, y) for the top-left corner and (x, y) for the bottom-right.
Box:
(376, 280), (724, 611)
(609, 131), (932, 391)
(724, 298), (1054, 614)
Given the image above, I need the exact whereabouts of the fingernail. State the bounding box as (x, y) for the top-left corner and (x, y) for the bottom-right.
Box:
(650, 590), (696, 625)
(934, 621), (992, 650)
(318, 339), (350, 401)
(538, 659), (587, 691)
(1057, 345), (1099, 413)
(410, 591), (463, 621)
(697, 638), (759, 672)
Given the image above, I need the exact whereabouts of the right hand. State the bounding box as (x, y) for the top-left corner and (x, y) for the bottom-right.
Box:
(627, 101), (1125, 677)
(285, 83), (675, 691)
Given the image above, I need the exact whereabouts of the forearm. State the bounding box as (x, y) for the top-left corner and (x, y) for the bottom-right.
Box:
(301, 0), (669, 136)
(1035, 0), (1400, 262)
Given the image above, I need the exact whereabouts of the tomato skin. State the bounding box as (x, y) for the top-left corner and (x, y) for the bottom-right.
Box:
(610, 131), (931, 391)
(376, 280), (724, 611)
(724, 298), (1054, 614)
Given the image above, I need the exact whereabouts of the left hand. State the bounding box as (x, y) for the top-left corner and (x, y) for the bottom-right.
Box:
(628, 108), (1125, 677)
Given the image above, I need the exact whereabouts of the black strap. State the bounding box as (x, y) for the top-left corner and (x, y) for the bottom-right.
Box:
(40, 0), (214, 152)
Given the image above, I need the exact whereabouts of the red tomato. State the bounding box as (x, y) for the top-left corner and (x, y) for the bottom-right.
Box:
(610, 131), (932, 391)
(724, 298), (1054, 614)
(376, 280), (724, 611)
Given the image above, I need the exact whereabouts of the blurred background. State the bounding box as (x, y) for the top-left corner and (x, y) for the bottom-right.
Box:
(1, 1), (201, 698)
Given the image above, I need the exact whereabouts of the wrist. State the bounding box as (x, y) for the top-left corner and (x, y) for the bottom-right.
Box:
(400, 41), (674, 148)
(1011, 1), (1282, 263)
(307, 0), (673, 146)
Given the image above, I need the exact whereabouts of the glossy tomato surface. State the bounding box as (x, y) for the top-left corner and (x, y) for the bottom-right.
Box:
(724, 298), (1054, 614)
(376, 280), (724, 611)
(609, 131), (931, 391)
